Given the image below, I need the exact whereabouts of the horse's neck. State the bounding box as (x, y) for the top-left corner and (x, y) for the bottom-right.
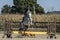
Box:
(24, 14), (29, 18)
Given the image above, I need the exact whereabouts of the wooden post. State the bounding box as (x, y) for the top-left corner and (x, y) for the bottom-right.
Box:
(47, 17), (57, 38)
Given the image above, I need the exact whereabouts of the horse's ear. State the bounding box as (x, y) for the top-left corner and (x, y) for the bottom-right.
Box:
(25, 8), (28, 13)
(29, 9), (31, 11)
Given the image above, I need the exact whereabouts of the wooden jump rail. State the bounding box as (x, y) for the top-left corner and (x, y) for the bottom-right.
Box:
(3, 21), (60, 38)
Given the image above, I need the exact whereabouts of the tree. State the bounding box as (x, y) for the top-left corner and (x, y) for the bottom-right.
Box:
(13, 0), (45, 14)
(1, 5), (11, 14)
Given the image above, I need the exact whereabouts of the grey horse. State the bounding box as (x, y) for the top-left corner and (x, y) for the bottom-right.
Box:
(19, 9), (32, 31)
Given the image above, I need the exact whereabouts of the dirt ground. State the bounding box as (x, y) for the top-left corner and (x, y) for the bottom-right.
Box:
(0, 34), (60, 40)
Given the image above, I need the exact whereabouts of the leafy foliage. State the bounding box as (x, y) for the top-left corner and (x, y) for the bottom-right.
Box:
(1, 0), (45, 14)
(12, 0), (45, 14)
(1, 5), (11, 14)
